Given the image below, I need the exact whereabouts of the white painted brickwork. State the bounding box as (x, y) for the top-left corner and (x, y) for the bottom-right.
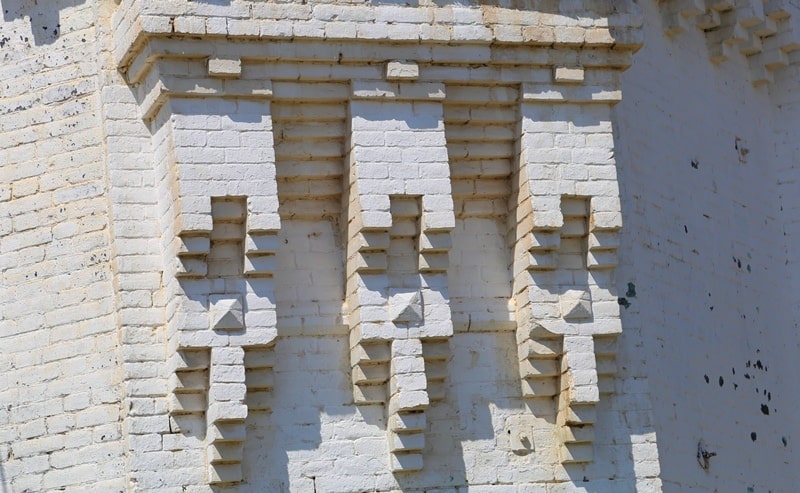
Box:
(616, 1), (800, 491)
(1, 0), (799, 492)
(0, 2), (126, 492)
(110, 0), (654, 482)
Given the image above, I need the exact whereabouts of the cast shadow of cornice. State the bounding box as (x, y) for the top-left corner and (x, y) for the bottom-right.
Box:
(416, 0), (622, 18)
(1, 0), (86, 46)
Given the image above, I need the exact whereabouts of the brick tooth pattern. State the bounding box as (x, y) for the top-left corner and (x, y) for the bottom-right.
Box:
(517, 329), (562, 400)
(151, 95), (281, 485)
(387, 339), (428, 472)
(206, 347), (247, 485)
(167, 349), (210, 418)
(351, 342), (392, 405)
(272, 83), (348, 221)
(658, 0), (800, 85)
(557, 335), (599, 464)
(512, 99), (623, 465)
(244, 347), (275, 414)
(344, 87), (455, 473)
(422, 340), (450, 402)
(595, 335), (618, 397)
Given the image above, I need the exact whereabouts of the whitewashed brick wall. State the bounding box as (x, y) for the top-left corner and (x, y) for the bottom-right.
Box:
(615, 1), (800, 491)
(0, 1), (126, 491)
(2, 0), (799, 492)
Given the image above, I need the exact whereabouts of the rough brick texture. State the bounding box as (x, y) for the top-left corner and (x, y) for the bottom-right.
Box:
(1, 0), (799, 492)
(0, 2), (126, 492)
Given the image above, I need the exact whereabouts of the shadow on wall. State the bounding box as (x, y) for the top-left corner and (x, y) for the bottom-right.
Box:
(0, 0), (84, 45)
(194, 0), (232, 6)
(367, 0), (623, 18)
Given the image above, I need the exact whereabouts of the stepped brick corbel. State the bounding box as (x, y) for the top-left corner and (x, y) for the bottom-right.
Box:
(108, 0), (648, 485)
(345, 69), (455, 472)
(658, 0), (800, 85)
(511, 73), (624, 465)
(142, 58), (280, 485)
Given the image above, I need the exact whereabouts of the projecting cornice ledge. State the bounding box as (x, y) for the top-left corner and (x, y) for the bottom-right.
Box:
(112, 0), (644, 82)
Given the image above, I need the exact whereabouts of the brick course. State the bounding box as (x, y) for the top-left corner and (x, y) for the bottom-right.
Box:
(1, 0), (798, 492)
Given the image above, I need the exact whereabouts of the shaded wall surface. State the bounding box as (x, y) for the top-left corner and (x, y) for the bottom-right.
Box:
(615, 1), (800, 491)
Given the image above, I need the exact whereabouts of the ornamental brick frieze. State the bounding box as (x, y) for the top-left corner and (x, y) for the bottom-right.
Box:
(151, 95), (280, 484)
(113, 0), (643, 482)
(344, 74), (455, 472)
(510, 90), (624, 464)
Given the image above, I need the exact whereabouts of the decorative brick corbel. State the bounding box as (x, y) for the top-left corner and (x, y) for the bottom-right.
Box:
(141, 57), (280, 485)
(345, 73), (454, 472)
(512, 77), (624, 464)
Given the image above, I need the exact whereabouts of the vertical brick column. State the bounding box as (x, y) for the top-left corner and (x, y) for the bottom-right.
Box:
(387, 339), (428, 471)
(206, 346), (247, 484)
(151, 94), (280, 485)
(512, 80), (623, 464)
(345, 75), (454, 472)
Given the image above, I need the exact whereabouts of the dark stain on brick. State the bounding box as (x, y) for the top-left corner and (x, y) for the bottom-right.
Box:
(735, 137), (750, 163)
(697, 441), (716, 470)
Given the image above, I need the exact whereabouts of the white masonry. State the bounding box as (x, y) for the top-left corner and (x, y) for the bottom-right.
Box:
(2, 0), (799, 492)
